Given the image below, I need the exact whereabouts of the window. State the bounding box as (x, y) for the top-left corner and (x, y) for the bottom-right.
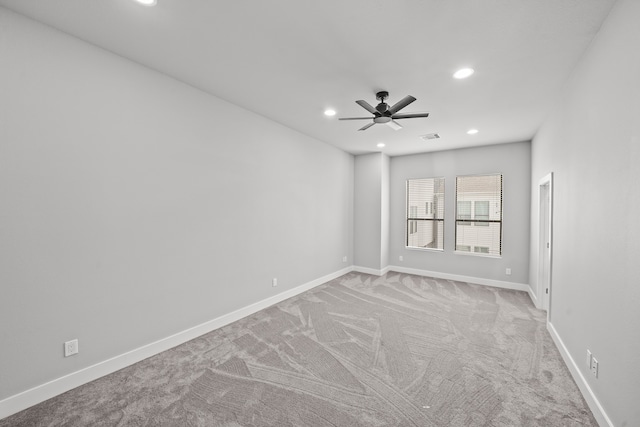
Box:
(406, 177), (445, 250)
(457, 201), (472, 226)
(474, 201), (489, 220)
(474, 201), (490, 226)
(455, 174), (502, 255)
(457, 201), (472, 219)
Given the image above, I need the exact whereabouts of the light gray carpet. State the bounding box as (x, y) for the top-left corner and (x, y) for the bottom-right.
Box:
(1, 272), (596, 426)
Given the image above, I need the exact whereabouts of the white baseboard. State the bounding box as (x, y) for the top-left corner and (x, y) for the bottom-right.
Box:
(0, 266), (352, 421)
(547, 322), (613, 427)
(527, 286), (540, 308)
(386, 265), (530, 293)
(352, 265), (391, 276)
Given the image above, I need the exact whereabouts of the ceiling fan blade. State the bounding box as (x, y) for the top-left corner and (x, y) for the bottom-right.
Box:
(388, 95), (416, 115)
(355, 100), (377, 115)
(386, 120), (402, 131)
(338, 117), (374, 120)
(391, 112), (430, 119)
(358, 122), (376, 131)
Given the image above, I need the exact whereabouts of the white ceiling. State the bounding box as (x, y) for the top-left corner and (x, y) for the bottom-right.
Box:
(0, 0), (616, 156)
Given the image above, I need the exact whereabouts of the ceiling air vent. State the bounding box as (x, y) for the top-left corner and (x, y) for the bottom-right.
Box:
(420, 133), (440, 141)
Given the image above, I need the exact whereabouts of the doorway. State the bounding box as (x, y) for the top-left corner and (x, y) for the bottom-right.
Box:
(538, 173), (553, 320)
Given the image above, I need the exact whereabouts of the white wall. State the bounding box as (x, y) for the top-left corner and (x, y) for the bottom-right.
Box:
(529, 0), (640, 424)
(390, 142), (531, 285)
(0, 7), (353, 403)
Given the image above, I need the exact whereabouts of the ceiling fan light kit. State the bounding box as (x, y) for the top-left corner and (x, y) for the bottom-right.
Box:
(338, 91), (429, 131)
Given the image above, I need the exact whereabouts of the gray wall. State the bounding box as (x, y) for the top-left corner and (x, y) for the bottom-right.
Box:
(353, 153), (389, 271)
(390, 142), (531, 285)
(0, 8), (353, 400)
(380, 154), (390, 269)
(529, 0), (640, 424)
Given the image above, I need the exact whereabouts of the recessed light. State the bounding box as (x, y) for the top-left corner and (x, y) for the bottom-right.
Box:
(377, 143), (385, 148)
(467, 129), (479, 135)
(453, 68), (475, 79)
(324, 109), (336, 117)
(135, 0), (157, 6)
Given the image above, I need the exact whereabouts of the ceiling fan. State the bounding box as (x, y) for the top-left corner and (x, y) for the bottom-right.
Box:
(339, 91), (429, 131)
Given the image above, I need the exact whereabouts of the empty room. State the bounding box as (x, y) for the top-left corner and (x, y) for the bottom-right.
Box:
(1, 0), (638, 426)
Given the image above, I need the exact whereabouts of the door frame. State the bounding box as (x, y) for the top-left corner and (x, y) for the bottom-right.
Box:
(538, 172), (553, 320)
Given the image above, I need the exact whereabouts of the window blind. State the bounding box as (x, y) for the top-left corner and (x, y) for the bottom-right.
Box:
(406, 177), (445, 250)
(455, 174), (502, 255)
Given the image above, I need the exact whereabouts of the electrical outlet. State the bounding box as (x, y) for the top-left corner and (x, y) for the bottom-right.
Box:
(587, 350), (592, 369)
(272, 278), (278, 287)
(591, 357), (599, 378)
(64, 339), (79, 357)
(399, 256), (403, 262)
(505, 268), (512, 275)
(342, 256), (347, 263)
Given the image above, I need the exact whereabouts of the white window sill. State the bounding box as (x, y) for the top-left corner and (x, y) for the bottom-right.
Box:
(405, 246), (444, 253)
(454, 250), (501, 259)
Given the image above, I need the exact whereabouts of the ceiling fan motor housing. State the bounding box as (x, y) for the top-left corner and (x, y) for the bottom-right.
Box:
(376, 103), (389, 114)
